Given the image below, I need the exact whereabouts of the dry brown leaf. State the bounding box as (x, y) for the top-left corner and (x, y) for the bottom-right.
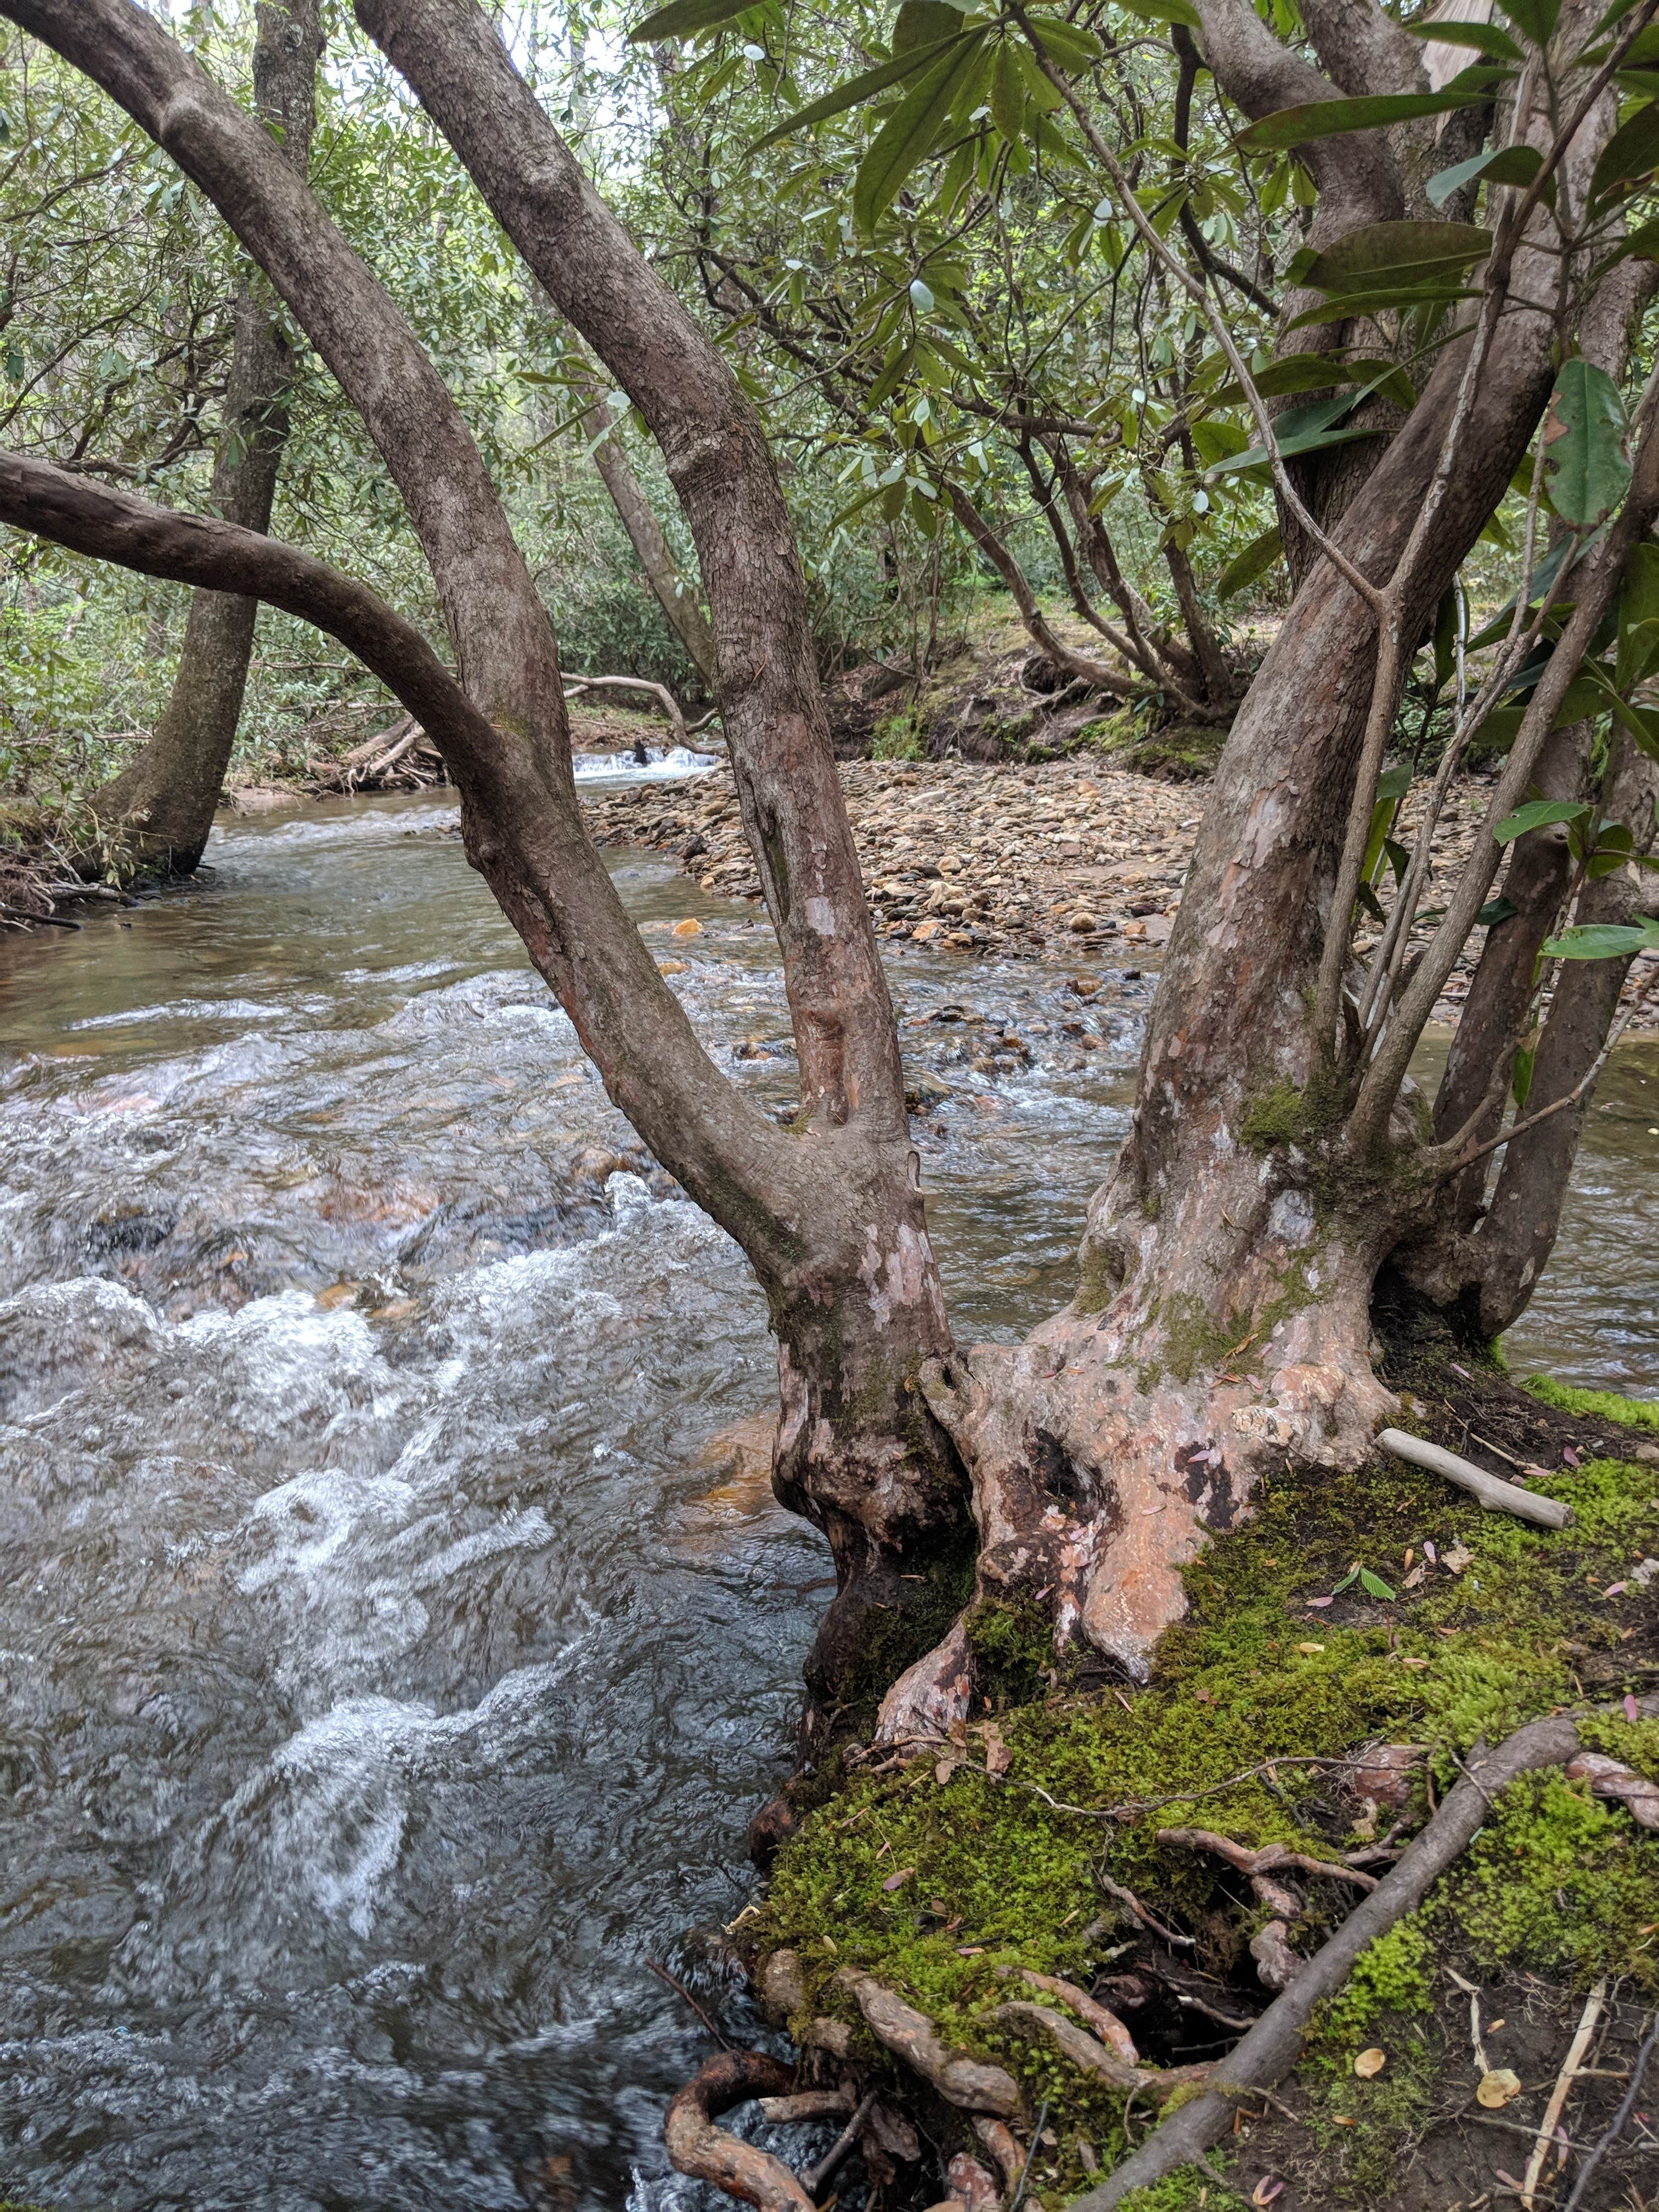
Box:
(1353, 2047), (1387, 2079)
(1477, 2068), (1523, 2109)
(935, 1756), (963, 1786)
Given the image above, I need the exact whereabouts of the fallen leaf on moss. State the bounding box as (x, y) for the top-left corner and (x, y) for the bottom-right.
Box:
(1477, 2069), (1523, 2108)
(1251, 2179), (1285, 2207)
(1296, 1641), (1325, 1654)
(977, 1722), (1012, 1777)
(881, 1866), (914, 1892)
(935, 1756), (963, 1785)
(1353, 2047), (1387, 2078)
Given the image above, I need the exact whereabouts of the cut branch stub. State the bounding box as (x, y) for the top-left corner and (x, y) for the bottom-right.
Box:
(1378, 1428), (1573, 1528)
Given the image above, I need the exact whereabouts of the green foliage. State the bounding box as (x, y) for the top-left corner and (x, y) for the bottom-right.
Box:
(871, 707), (924, 760)
(1545, 359), (1633, 528)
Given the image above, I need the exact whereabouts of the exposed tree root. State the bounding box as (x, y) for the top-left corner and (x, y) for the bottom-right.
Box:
(986, 2001), (1208, 2100)
(663, 2052), (814, 2212)
(833, 1966), (1023, 2117)
(1068, 1693), (1659, 2210)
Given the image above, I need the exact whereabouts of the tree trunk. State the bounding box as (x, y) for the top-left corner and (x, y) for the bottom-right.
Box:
(569, 356), (718, 691)
(85, 0), (321, 878)
(878, 210), (1566, 1728)
(8, 0), (972, 1733)
(1400, 732), (1659, 1339)
(10, 0), (1646, 1771)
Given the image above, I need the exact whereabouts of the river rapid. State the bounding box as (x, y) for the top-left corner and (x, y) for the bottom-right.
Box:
(1, 787), (1654, 2212)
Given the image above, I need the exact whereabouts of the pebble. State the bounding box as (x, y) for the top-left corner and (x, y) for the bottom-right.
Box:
(579, 756), (1659, 1026)
(582, 757), (1194, 961)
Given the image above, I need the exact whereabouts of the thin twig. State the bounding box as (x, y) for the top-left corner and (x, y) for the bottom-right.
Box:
(647, 1957), (733, 2050)
(1008, 2096), (1051, 2212)
(1562, 2013), (1659, 2212)
(1437, 964), (1659, 1182)
(1522, 1979), (1606, 2209)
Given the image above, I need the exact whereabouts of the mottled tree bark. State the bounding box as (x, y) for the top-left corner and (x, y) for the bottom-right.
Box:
(4, 0), (964, 1730)
(86, 0), (321, 877)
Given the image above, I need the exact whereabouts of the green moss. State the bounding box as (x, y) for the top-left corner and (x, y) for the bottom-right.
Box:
(1321, 1921), (1434, 2043)
(1238, 1069), (1348, 1155)
(754, 1437), (1659, 2194)
(1522, 1374), (1659, 1433)
(1116, 2168), (1249, 2211)
(963, 1597), (1057, 1705)
(872, 708), (924, 761)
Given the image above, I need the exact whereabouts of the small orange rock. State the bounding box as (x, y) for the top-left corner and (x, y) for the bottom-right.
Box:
(670, 917), (702, 938)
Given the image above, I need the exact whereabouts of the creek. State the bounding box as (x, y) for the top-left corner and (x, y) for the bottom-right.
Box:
(1, 787), (1654, 2212)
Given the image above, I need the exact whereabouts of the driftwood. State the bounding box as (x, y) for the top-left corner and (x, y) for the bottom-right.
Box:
(1068, 1694), (1659, 2210)
(1378, 1427), (1574, 1529)
(663, 2051), (813, 2212)
(563, 672), (689, 752)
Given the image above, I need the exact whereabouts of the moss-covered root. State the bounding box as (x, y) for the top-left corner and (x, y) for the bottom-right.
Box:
(1068, 1693), (1658, 2211)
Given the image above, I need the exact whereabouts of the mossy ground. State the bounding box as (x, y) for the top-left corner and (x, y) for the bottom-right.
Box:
(751, 1374), (1659, 2209)
(1522, 1373), (1659, 1435)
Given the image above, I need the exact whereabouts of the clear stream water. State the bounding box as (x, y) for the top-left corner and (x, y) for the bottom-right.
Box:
(1, 788), (1654, 2212)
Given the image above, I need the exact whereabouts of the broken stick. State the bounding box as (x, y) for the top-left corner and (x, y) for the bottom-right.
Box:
(1378, 1428), (1573, 1530)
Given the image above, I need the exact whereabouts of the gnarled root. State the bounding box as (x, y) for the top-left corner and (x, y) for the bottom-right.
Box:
(1155, 1825), (1380, 1991)
(663, 2052), (814, 2211)
(1068, 1693), (1659, 2210)
(879, 1249), (1392, 1739)
(834, 1967), (1023, 2116)
(988, 2001), (1209, 2101)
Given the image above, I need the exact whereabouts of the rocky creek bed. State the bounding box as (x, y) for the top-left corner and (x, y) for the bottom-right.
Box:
(578, 754), (1659, 1029)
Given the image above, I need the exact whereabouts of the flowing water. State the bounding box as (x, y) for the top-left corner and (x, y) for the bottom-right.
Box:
(1, 788), (1654, 2212)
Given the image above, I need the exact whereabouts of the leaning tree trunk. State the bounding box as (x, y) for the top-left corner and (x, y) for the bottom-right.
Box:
(85, 0), (320, 878)
(5, 0), (975, 1737)
(569, 355), (718, 691)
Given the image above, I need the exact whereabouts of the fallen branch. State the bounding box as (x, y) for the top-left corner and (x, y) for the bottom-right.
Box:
(798, 2089), (876, 2199)
(663, 2051), (813, 2212)
(1378, 1427), (1574, 1530)
(1068, 1694), (1659, 2210)
(563, 672), (689, 749)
